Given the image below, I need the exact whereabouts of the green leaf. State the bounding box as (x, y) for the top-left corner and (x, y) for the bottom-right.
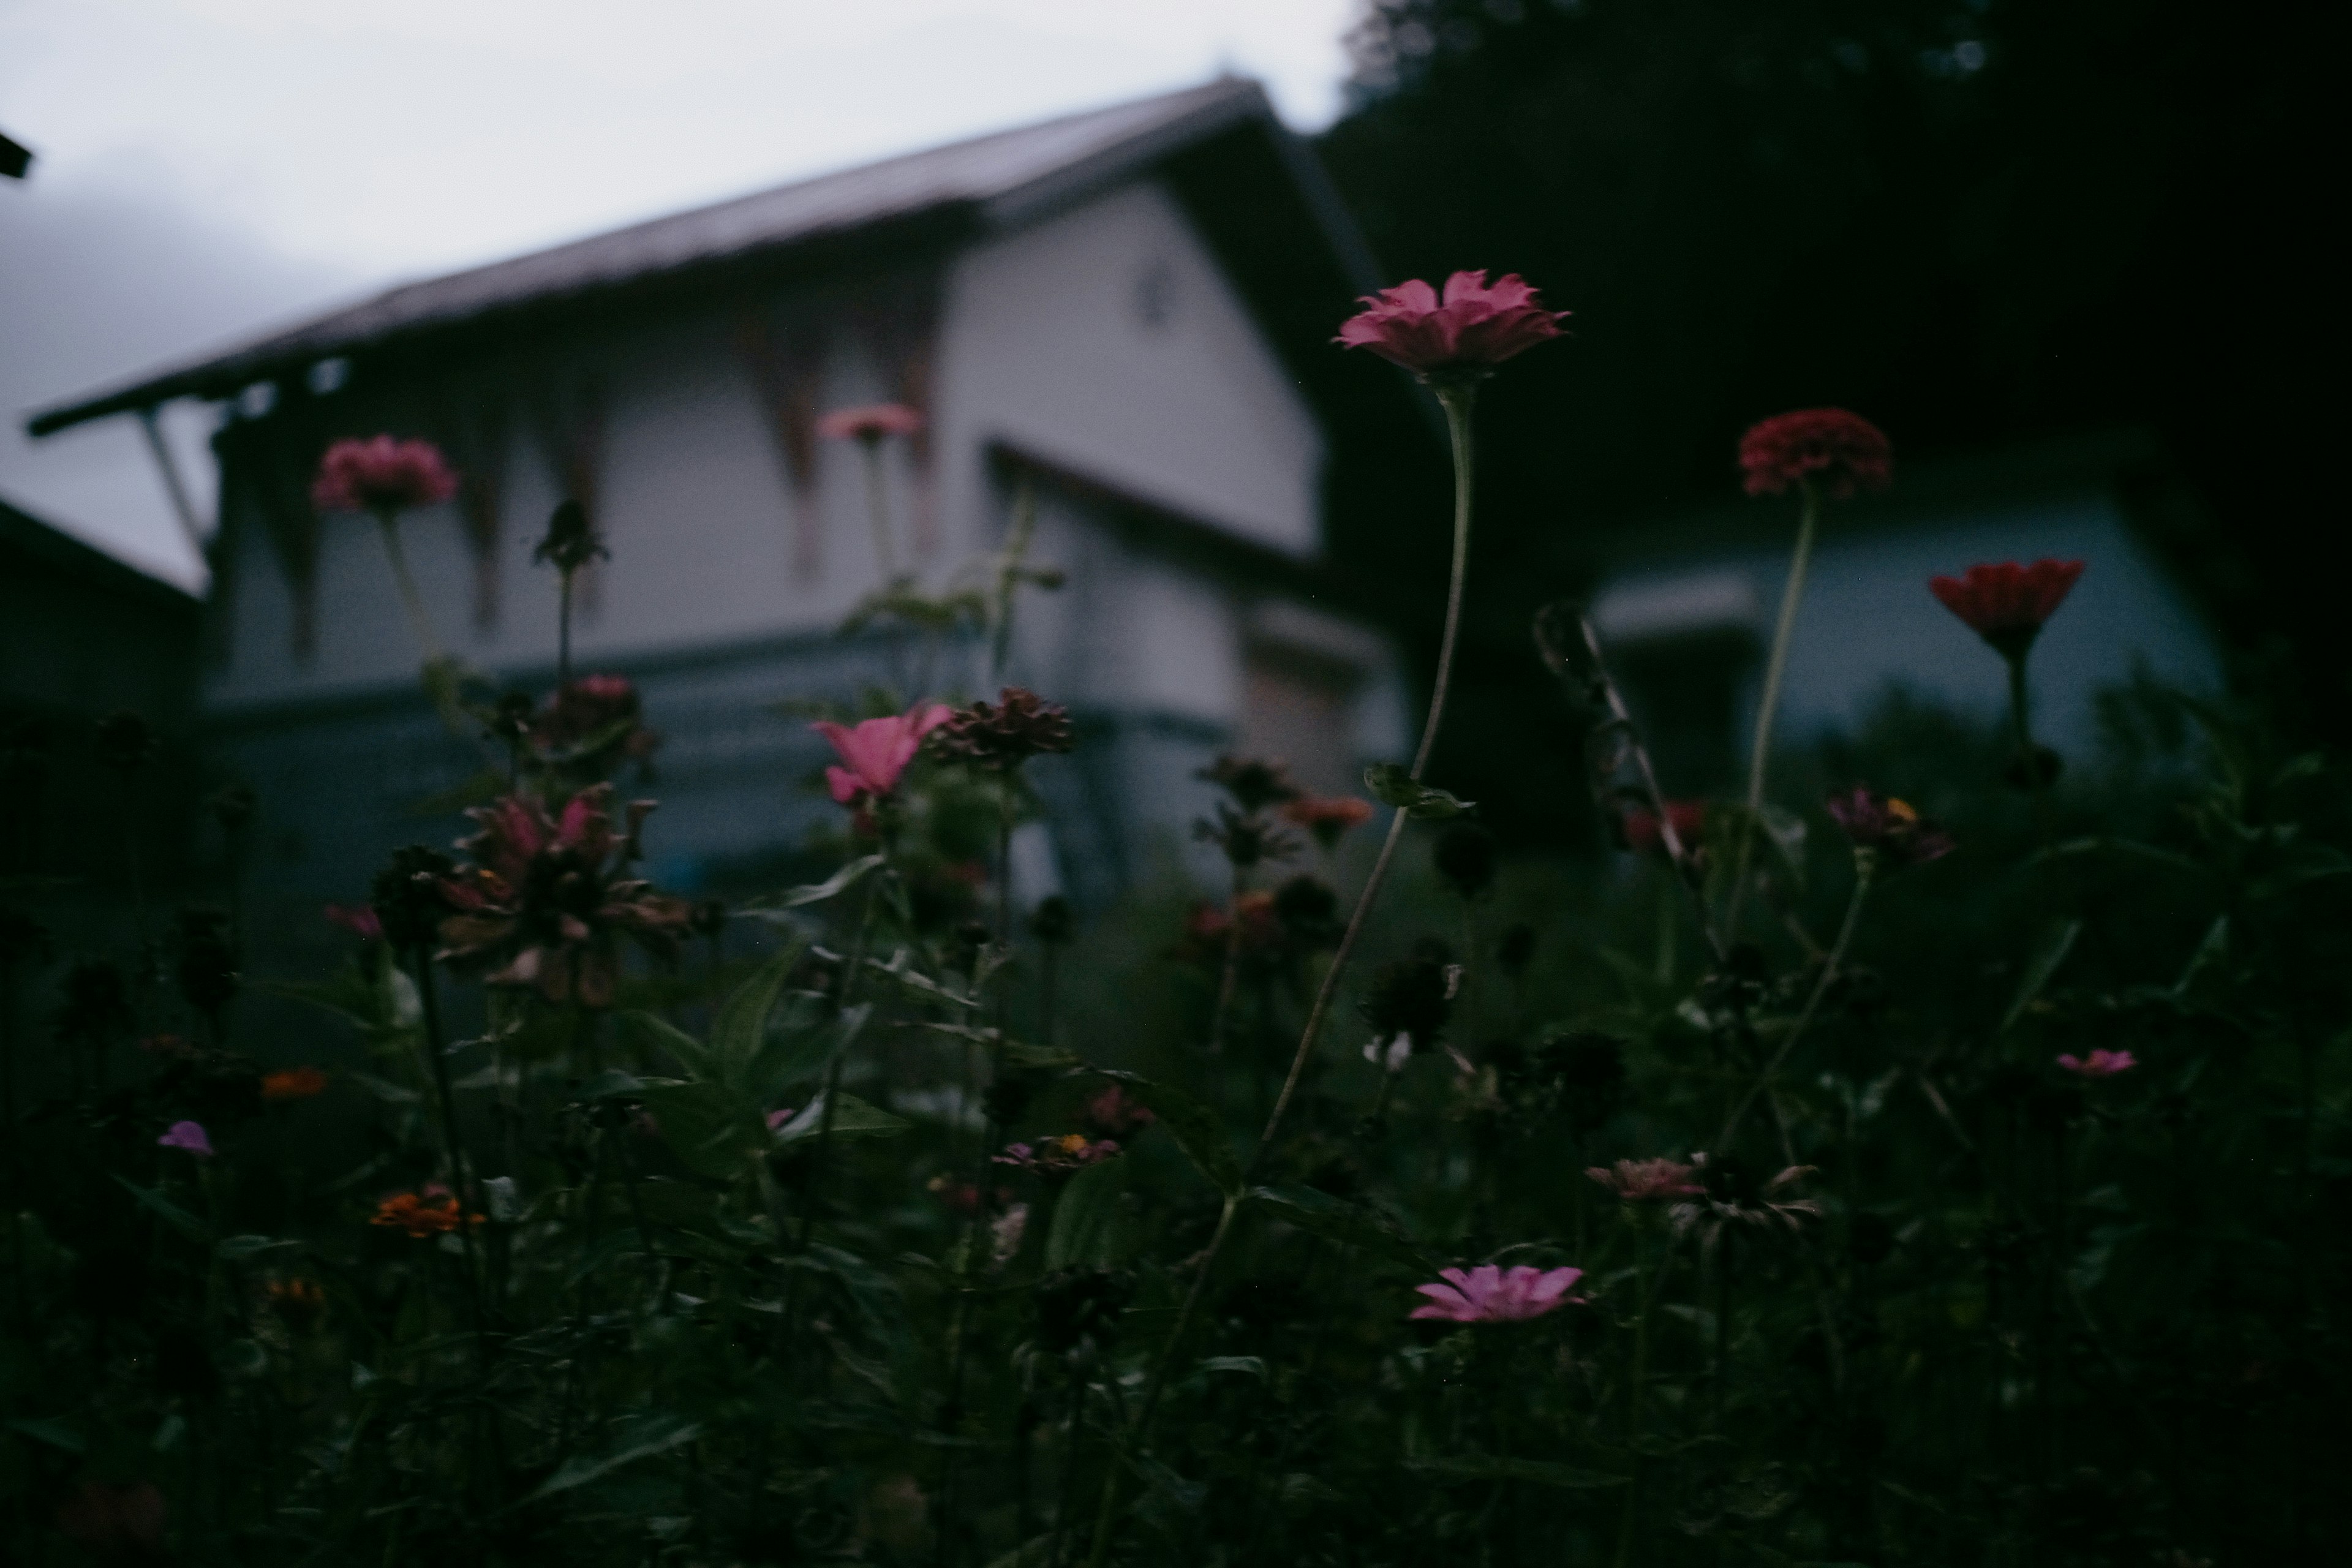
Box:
(748, 1002), (868, 1101)
(1095, 1070), (1242, 1197)
(1409, 1455), (1629, 1489)
(619, 1011), (718, 1082)
(2173, 915), (2230, 999)
(1197, 1355), (1265, 1378)
(742, 854), (885, 913)
(1362, 763), (1473, 820)
(1250, 1184), (1427, 1272)
(712, 938), (805, 1076)
(2001, 918), (2080, 1033)
(639, 1080), (763, 1180)
(214, 1234), (296, 1262)
(5, 1417), (84, 1453)
(113, 1176), (212, 1245)
(526, 1413), (704, 1501)
(1046, 1156), (1134, 1271)
(771, 1091), (910, 1144)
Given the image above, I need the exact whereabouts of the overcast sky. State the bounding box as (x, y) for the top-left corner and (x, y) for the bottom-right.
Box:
(0, 0), (1360, 587)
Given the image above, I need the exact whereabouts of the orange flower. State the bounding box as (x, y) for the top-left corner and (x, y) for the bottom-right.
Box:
(266, 1276), (328, 1327)
(1281, 794), (1376, 851)
(370, 1185), (480, 1238)
(261, 1066), (330, 1102)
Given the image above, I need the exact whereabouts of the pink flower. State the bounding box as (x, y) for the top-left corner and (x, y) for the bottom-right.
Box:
(1738, 409), (1892, 499)
(765, 1106), (799, 1132)
(324, 902), (384, 941)
(158, 1120), (214, 1158)
(1929, 560), (2087, 658)
(1587, 1158), (1704, 1202)
(1083, 1084), (1156, 1139)
(816, 403), (924, 442)
(811, 704), (951, 807)
(310, 435), (459, 514)
(2058, 1049), (2137, 1079)
(1336, 271), (1568, 380)
(1409, 1264), (1584, 1324)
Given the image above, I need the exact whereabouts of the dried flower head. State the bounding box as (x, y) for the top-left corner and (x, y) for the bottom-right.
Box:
(532, 497), (606, 573)
(1199, 755), (1302, 813)
(1433, 822), (1498, 897)
(1671, 1153), (1821, 1242)
(1282, 793), (1376, 851)
(435, 785), (692, 1006)
(260, 1066), (329, 1102)
(1409, 1264), (1585, 1323)
(1338, 271), (1569, 382)
(1930, 560), (2087, 660)
(1359, 939), (1458, 1057)
(994, 1133), (1121, 1176)
(311, 434), (459, 514)
(933, 688), (1074, 770)
(370, 1185), (480, 1238)
(816, 402), (924, 442)
(1194, 802), (1300, 870)
(1738, 409), (1893, 499)
(1272, 873), (1341, 949)
(1588, 1157), (1705, 1203)
(369, 845), (456, 951)
(1825, 787), (1954, 869)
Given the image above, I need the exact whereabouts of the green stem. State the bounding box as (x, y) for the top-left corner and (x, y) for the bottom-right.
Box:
(2007, 652), (2055, 843)
(797, 869), (888, 1252)
(1208, 861), (1246, 1055)
(1726, 480), (1820, 937)
(558, 567), (576, 690)
(1716, 859), (1872, 1153)
(374, 509), (444, 663)
(860, 435), (897, 578)
(1084, 380), (1480, 1568)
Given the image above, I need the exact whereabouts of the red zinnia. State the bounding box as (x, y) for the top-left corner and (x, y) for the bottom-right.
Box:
(816, 403), (924, 442)
(1336, 270), (1568, 380)
(261, 1066), (330, 1102)
(1929, 560), (2086, 658)
(1281, 794), (1376, 851)
(1738, 409), (1892, 499)
(311, 434), (459, 514)
(1621, 800), (1707, 856)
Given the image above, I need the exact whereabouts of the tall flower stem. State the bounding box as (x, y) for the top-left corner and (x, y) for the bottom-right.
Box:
(1726, 480), (1820, 937)
(373, 510), (444, 663)
(2006, 652), (2055, 843)
(557, 567), (577, 689)
(1716, 858), (1873, 1153)
(1207, 862), (1246, 1056)
(859, 435), (897, 578)
(1083, 380), (1479, 1568)
(797, 868), (888, 1253)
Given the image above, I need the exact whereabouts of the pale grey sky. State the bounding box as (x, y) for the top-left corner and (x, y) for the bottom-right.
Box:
(0, 0), (1360, 586)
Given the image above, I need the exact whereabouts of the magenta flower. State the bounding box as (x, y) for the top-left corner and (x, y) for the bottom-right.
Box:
(1336, 271), (1569, 381)
(1588, 1158), (1705, 1203)
(1738, 409), (1892, 499)
(323, 902), (384, 941)
(811, 704), (951, 808)
(1826, 787), (1954, 868)
(765, 1106), (799, 1132)
(1083, 1084), (1156, 1139)
(157, 1120), (214, 1158)
(816, 403), (924, 442)
(2058, 1049), (2138, 1079)
(1409, 1264), (1584, 1324)
(310, 435), (459, 514)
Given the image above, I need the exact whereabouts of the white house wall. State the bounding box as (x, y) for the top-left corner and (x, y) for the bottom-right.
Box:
(933, 178), (1324, 562)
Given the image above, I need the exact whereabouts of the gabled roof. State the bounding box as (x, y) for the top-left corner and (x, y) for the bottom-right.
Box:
(0, 492), (196, 608)
(27, 78), (1382, 437)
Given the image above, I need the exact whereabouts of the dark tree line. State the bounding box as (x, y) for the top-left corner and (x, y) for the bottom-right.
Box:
(1313, 0), (2340, 835)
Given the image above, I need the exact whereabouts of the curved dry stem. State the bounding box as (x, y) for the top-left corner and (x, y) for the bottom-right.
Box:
(1725, 481), (1820, 937)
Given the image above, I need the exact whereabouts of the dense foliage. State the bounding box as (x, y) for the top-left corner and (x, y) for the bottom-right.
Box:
(5, 359), (2348, 1568)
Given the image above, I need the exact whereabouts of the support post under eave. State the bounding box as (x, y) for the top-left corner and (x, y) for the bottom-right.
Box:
(136, 405), (209, 559)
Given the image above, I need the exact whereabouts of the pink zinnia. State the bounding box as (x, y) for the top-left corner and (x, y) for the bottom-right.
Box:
(158, 1120), (214, 1158)
(811, 704), (951, 807)
(1929, 560), (2087, 658)
(1083, 1084), (1156, 1139)
(311, 434), (459, 514)
(1409, 1264), (1584, 1324)
(324, 902), (384, 941)
(1587, 1158), (1705, 1202)
(1336, 271), (1568, 380)
(816, 403), (924, 442)
(2057, 1048), (2137, 1079)
(1738, 409), (1892, 499)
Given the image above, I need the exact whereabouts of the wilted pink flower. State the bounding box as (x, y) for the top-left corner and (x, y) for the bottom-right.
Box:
(158, 1120), (214, 1158)
(816, 403), (924, 442)
(812, 704), (951, 807)
(324, 902), (383, 941)
(1083, 1084), (1156, 1139)
(764, 1106), (799, 1132)
(1336, 271), (1568, 380)
(435, 785), (693, 1006)
(1930, 560), (2087, 658)
(1588, 1158), (1704, 1202)
(311, 434), (459, 514)
(2058, 1048), (2137, 1079)
(1826, 787), (1954, 868)
(1738, 409), (1892, 499)
(994, 1133), (1120, 1176)
(1409, 1264), (1585, 1324)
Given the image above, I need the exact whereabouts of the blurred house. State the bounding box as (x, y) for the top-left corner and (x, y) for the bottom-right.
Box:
(1586, 431), (2223, 791)
(26, 80), (1414, 934)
